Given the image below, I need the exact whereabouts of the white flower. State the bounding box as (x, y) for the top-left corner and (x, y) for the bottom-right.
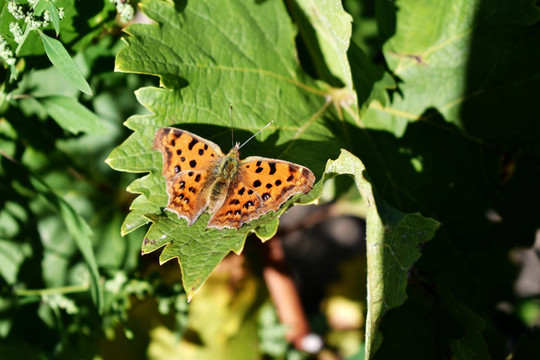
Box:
(30, 18), (43, 29)
(8, 1), (25, 20)
(119, 3), (135, 23)
(44, 10), (51, 23)
(43, 294), (78, 315)
(109, 0), (135, 23)
(0, 35), (16, 66)
(9, 22), (23, 43)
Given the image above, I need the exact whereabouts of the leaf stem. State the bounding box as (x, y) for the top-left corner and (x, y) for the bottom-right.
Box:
(15, 283), (90, 297)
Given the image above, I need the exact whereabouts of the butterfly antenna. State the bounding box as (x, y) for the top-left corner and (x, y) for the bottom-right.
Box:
(238, 120), (274, 150)
(230, 104), (234, 149)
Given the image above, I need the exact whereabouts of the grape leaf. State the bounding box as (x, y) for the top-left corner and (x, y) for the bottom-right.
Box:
(106, 0), (345, 299)
(324, 150), (439, 358)
(363, 0), (540, 137)
(105, 7), (442, 360)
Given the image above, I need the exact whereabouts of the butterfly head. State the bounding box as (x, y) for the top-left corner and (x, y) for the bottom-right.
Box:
(230, 142), (241, 156)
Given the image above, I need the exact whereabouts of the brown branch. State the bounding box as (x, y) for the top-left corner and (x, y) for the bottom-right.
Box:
(260, 235), (309, 349)
(259, 230), (324, 353)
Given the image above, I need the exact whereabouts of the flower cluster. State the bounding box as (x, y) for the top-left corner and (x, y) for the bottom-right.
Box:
(0, 35), (16, 66)
(2, 0), (67, 66)
(42, 293), (78, 315)
(7, 1), (25, 20)
(109, 0), (135, 23)
(9, 23), (24, 44)
(8, 0), (66, 34)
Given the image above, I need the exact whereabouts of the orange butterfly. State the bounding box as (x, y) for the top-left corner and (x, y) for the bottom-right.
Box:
(153, 127), (315, 230)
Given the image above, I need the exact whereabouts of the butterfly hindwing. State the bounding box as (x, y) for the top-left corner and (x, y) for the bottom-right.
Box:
(208, 176), (264, 229)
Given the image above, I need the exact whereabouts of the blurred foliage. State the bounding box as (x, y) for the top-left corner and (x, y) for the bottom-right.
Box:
(0, 0), (539, 360)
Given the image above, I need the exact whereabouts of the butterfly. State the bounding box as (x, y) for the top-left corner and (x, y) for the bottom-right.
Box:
(153, 127), (315, 230)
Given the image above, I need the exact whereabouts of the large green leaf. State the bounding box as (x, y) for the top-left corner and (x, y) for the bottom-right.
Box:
(354, 1), (540, 358)
(292, 0), (353, 89)
(325, 150), (439, 358)
(106, 0), (440, 351)
(107, 0), (350, 299)
(363, 0), (540, 137)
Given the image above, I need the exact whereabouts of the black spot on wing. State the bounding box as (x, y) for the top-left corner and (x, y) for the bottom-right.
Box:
(268, 162), (277, 175)
(188, 138), (198, 150)
(275, 179), (282, 186)
(238, 187), (245, 195)
(248, 189), (254, 195)
(255, 167), (263, 173)
(262, 193), (270, 201)
(163, 128), (171, 135)
(189, 160), (197, 168)
(256, 160), (262, 166)
(253, 180), (261, 188)
(198, 149), (204, 155)
(176, 149), (182, 155)
(243, 201), (254, 209)
(195, 174), (201, 182)
(179, 181), (185, 189)
(174, 165), (181, 173)
(266, 183), (272, 189)
(229, 199), (240, 205)
(171, 139), (176, 146)
(287, 174), (294, 182)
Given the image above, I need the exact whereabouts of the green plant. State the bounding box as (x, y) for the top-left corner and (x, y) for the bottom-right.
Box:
(1, 0), (539, 359)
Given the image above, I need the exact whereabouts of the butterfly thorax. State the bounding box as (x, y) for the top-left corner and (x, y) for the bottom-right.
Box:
(207, 145), (241, 213)
(217, 145), (241, 180)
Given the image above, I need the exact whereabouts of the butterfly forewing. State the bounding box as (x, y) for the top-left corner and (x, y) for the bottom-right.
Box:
(153, 127), (224, 180)
(153, 127), (225, 225)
